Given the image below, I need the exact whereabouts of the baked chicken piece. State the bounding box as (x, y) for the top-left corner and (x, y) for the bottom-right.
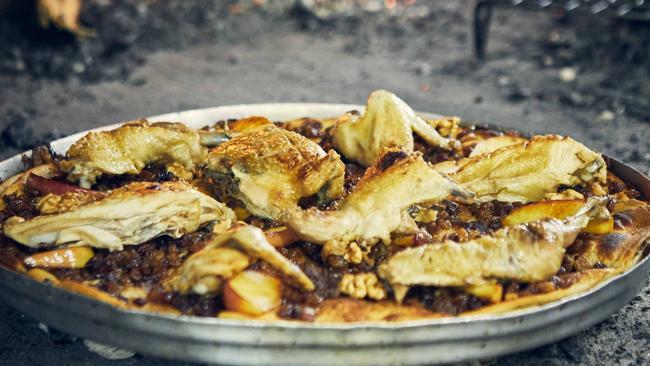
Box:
(468, 135), (527, 157)
(437, 135), (607, 203)
(568, 201), (650, 271)
(207, 118), (346, 219)
(172, 225), (314, 295)
(333, 90), (453, 166)
(3, 181), (234, 251)
(284, 150), (474, 248)
(60, 120), (206, 188)
(378, 197), (609, 290)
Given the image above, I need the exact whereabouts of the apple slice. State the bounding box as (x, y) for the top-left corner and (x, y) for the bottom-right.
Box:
(502, 199), (612, 235)
(24, 247), (94, 269)
(233, 206), (251, 220)
(503, 199), (584, 226)
(584, 216), (614, 235)
(392, 230), (433, 247)
(223, 271), (282, 316)
(264, 226), (299, 248)
(27, 268), (59, 283)
(218, 310), (280, 321)
(464, 283), (503, 303)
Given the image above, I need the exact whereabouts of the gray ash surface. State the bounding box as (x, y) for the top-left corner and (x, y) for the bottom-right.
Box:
(0, 1), (649, 365)
(0, 0), (291, 82)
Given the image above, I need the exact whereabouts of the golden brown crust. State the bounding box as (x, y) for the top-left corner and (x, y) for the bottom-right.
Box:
(461, 269), (618, 316)
(571, 204), (650, 270)
(315, 298), (441, 322)
(284, 150), (473, 246)
(57, 280), (129, 308)
(332, 90), (451, 167)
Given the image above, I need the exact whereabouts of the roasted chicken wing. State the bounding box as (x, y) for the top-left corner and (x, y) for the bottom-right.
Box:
(3, 181), (234, 251)
(468, 135), (527, 157)
(173, 225), (314, 295)
(438, 135), (607, 203)
(207, 118), (346, 219)
(333, 90), (452, 166)
(60, 120), (206, 188)
(284, 150), (474, 247)
(378, 197), (608, 289)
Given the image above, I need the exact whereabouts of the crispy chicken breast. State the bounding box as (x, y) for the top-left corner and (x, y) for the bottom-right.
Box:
(468, 135), (527, 157)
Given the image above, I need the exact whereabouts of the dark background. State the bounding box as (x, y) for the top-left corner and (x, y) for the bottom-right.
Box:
(0, 1), (649, 365)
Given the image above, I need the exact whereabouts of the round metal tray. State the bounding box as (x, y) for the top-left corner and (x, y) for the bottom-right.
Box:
(0, 104), (649, 366)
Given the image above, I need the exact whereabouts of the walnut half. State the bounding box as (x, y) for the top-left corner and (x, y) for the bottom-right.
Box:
(339, 273), (386, 301)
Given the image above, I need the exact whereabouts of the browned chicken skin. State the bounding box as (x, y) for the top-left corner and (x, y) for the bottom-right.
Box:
(207, 118), (346, 219)
(3, 181), (234, 251)
(60, 120), (206, 188)
(378, 197), (609, 289)
(284, 150), (473, 247)
(0, 89), (647, 323)
(436, 135), (607, 203)
(172, 225), (314, 295)
(333, 90), (452, 167)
